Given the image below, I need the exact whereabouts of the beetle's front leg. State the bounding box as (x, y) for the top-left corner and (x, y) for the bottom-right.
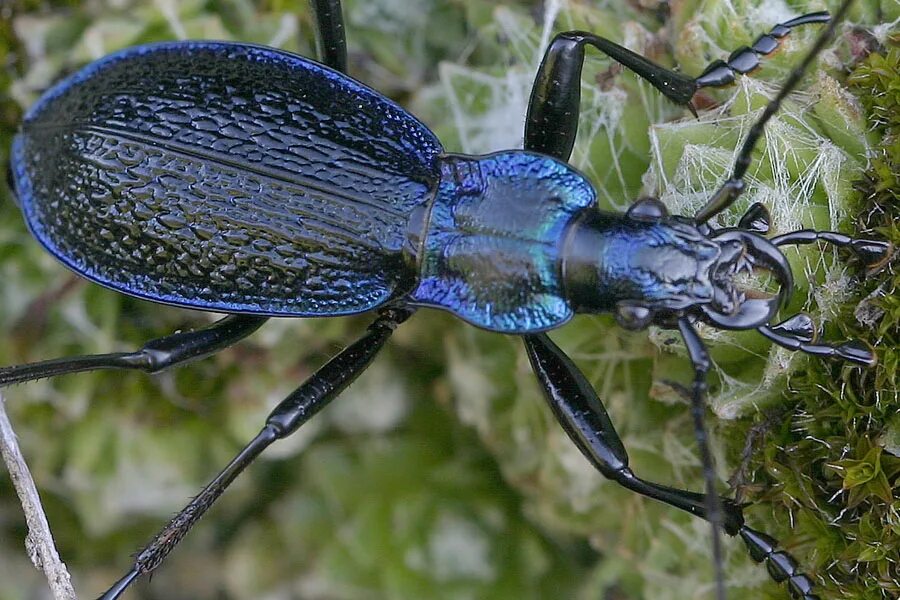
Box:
(523, 331), (821, 599)
(97, 307), (412, 600)
(523, 332), (742, 531)
(525, 12), (830, 161)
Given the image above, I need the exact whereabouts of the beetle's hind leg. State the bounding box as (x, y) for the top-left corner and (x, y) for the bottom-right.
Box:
(97, 307), (412, 600)
(0, 314), (266, 387)
(524, 331), (820, 599)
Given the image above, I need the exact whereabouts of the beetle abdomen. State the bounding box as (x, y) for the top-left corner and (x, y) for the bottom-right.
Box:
(12, 42), (442, 315)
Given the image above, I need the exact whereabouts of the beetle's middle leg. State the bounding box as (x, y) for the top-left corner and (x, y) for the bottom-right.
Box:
(96, 307), (412, 600)
(0, 314), (266, 386)
(524, 332), (820, 600)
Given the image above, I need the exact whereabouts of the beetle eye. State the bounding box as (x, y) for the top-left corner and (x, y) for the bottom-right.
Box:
(615, 302), (653, 330)
(625, 197), (668, 222)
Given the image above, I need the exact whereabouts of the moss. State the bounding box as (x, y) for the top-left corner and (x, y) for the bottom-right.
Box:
(738, 43), (900, 598)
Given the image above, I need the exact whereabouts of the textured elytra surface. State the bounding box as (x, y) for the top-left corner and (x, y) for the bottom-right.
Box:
(13, 42), (442, 315)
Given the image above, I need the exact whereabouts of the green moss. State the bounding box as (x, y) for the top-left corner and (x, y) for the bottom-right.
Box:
(739, 43), (900, 599)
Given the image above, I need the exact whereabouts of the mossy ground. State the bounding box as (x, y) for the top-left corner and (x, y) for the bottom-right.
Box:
(0, 1), (897, 599)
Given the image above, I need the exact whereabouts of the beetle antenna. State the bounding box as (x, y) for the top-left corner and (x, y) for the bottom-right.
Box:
(694, 0), (855, 224)
(770, 229), (893, 274)
(677, 318), (727, 600)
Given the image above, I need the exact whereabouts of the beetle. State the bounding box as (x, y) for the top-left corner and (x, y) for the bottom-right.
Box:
(4, 0), (892, 598)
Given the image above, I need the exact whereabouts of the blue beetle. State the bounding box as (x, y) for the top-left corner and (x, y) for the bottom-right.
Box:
(5, 0), (890, 598)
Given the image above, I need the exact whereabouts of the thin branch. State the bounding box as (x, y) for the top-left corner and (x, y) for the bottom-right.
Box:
(0, 392), (77, 600)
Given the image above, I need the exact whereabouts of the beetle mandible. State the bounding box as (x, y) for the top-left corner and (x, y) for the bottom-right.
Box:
(4, 0), (892, 598)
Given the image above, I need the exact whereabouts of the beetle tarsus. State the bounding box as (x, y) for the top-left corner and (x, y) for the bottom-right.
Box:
(694, 11), (830, 91)
(739, 526), (821, 599)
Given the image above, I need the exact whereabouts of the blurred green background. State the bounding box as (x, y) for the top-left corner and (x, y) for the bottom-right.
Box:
(0, 1), (897, 599)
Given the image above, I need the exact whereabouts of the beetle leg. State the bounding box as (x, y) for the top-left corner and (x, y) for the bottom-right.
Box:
(694, 0), (853, 224)
(692, 12), (831, 93)
(97, 307), (412, 600)
(0, 314), (266, 387)
(524, 11), (830, 160)
(523, 332), (742, 530)
(309, 0), (347, 73)
(525, 31), (696, 160)
(524, 331), (821, 599)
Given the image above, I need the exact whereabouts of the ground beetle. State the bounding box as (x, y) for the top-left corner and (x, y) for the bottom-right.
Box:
(5, 0), (892, 598)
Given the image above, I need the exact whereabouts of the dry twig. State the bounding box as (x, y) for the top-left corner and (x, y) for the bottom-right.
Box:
(0, 393), (77, 600)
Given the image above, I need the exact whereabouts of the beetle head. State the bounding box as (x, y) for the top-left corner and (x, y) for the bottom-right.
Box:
(600, 199), (888, 367)
(604, 201), (790, 332)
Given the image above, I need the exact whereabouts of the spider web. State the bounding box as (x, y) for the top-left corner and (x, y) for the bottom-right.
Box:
(437, 0), (675, 210)
(645, 75), (862, 417)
